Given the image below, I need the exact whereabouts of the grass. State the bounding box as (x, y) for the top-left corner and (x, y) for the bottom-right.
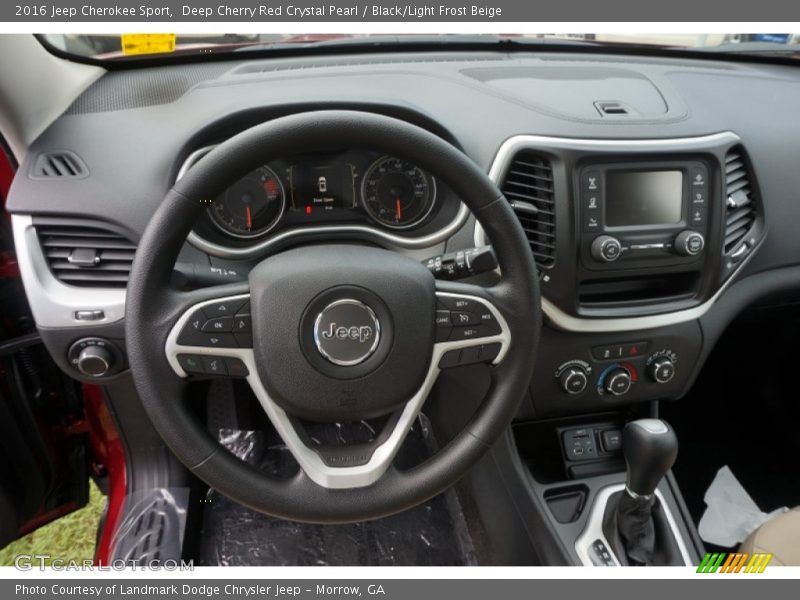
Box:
(0, 481), (105, 566)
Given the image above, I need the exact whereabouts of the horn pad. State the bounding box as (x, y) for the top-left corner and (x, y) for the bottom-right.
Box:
(248, 245), (436, 421)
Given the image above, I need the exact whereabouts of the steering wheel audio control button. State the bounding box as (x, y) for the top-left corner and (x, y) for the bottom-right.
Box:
(202, 356), (227, 375)
(233, 314), (251, 333)
(199, 333), (238, 348)
(224, 357), (249, 378)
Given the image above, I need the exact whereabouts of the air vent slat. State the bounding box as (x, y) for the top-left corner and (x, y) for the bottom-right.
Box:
(30, 151), (87, 179)
(35, 221), (136, 289)
(500, 151), (556, 268)
(723, 148), (757, 255)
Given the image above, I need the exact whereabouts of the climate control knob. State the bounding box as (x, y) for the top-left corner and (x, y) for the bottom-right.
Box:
(77, 345), (113, 377)
(674, 230), (705, 257)
(648, 357), (676, 384)
(605, 367), (632, 396)
(559, 367), (589, 395)
(591, 235), (622, 262)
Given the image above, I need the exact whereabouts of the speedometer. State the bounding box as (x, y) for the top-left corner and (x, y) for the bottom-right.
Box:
(208, 166), (285, 238)
(361, 157), (436, 229)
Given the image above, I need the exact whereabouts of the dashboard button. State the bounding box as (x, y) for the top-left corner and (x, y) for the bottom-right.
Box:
(178, 309), (208, 345)
(584, 213), (601, 232)
(448, 325), (492, 341)
(202, 355), (227, 375)
(691, 167), (707, 188)
(202, 316), (234, 333)
(177, 354), (205, 375)
(224, 357), (249, 378)
(592, 345), (625, 360)
(451, 311), (480, 327)
(689, 206), (706, 227)
(198, 333), (238, 348)
(232, 314), (252, 333)
(438, 296), (478, 312)
(202, 298), (248, 319)
(435, 310), (452, 327)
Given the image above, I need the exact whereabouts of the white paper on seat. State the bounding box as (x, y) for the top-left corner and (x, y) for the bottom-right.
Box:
(697, 465), (788, 547)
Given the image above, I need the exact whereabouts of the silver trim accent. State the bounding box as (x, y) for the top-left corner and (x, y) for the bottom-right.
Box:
(11, 215), (126, 328)
(574, 484), (692, 566)
(312, 299), (381, 366)
(478, 132), (759, 333)
(177, 145), (469, 259)
(165, 291), (510, 489)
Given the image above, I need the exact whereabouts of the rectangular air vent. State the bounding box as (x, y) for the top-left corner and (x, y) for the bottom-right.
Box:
(724, 148), (757, 255)
(500, 152), (556, 267)
(35, 221), (136, 288)
(30, 151), (87, 179)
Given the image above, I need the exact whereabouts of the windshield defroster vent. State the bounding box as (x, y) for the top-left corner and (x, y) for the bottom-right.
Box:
(724, 148), (757, 256)
(500, 152), (556, 268)
(29, 151), (88, 179)
(35, 220), (137, 288)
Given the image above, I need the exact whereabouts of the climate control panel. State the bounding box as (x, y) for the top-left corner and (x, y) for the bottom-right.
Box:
(528, 321), (701, 418)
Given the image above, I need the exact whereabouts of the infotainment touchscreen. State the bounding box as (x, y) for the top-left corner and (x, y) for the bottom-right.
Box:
(605, 170), (683, 227)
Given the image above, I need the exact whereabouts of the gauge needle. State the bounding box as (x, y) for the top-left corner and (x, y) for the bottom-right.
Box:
(396, 198), (402, 220)
(245, 205), (252, 230)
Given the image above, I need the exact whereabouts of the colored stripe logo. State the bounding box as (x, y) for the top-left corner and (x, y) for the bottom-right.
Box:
(697, 552), (773, 573)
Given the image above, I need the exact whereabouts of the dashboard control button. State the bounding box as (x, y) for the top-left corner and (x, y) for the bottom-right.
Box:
(480, 343), (502, 363)
(560, 367), (588, 395)
(202, 298), (248, 319)
(74, 309), (105, 321)
(177, 354), (205, 375)
(438, 296), (478, 312)
(224, 357), (249, 378)
(690, 167), (707, 188)
(76, 344), (113, 377)
(584, 212), (601, 232)
(202, 316), (234, 333)
(202, 355), (227, 376)
(689, 206), (706, 227)
(675, 230), (705, 256)
(451, 311), (480, 327)
(232, 314), (251, 333)
(605, 367), (633, 396)
(601, 429), (623, 452)
(448, 325), (491, 341)
(591, 235), (622, 262)
(178, 309), (208, 345)
(592, 344), (625, 361)
(438, 349), (462, 369)
(435, 310), (451, 327)
(197, 333), (238, 348)
(648, 357), (676, 384)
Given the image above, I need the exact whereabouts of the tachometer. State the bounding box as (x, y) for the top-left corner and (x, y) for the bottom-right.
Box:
(209, 166), (285, 238)
(361, 157), (436, 229)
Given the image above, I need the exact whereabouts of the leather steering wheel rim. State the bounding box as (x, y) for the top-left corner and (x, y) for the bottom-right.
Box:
(125, 110), (540, 523)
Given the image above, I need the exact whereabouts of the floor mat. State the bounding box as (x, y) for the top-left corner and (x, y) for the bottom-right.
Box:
(197, 414), (477, 566)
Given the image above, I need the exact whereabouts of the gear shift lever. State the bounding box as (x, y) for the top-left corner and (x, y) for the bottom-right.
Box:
(615, 419), (678, 565)
(623, 419), (678, 498)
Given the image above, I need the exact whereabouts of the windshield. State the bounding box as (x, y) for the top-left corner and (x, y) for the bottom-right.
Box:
(41, 33), (800, 62)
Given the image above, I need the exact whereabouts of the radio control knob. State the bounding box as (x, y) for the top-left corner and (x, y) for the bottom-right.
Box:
(605, 367), (632, 396)
(77, 345), (113, 377)
(559, 367), (588, 395)
(674, 230), (705, 257)
(591, 236), (622, 262)
(648, 357), (676, 384)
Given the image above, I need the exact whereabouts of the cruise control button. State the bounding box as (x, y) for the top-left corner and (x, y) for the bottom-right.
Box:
(438, 296), (478, 312)
(451, 311), (480, 327)
(202, 298), (248, 319)
(202, 355), (227, 375)
(435, 310), (452, 328)
(177, 354), (205, 374)
(224, 357), (249, 378)
(475, 308), (501, 335)
(202, 316), (234, 333)
(232, 315), (252, 333)
(448, 325), (492, 341)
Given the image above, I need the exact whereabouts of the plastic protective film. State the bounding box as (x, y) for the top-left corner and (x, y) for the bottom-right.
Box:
(199, 418), (477, 566)
(109, 487), (190, 564)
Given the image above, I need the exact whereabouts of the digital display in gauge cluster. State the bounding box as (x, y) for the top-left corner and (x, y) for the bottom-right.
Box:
(205, 151), (438, 239)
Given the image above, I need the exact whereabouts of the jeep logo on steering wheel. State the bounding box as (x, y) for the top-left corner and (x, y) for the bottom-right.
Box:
(313, 299), (381, 366)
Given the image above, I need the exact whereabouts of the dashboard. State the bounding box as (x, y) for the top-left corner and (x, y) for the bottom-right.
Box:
(6, 49), (800, 421)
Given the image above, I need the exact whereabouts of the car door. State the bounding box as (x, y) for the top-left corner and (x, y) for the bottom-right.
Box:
(0, 138), (90, 551)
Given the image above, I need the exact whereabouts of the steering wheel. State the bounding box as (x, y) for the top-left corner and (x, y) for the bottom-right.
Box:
(126, 111), (540, 523)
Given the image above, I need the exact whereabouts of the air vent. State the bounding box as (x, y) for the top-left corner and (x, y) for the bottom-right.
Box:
(30, 151), (87, 179)
(501, 152), (556, 267)
(724, 148), (757, 255)
(35, 221), (136, 288)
